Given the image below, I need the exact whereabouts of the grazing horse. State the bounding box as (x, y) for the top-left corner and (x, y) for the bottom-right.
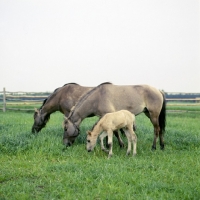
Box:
(86, 110), (137, 158)
(32, 83), (93, 133)
(63, 82), (166, 150)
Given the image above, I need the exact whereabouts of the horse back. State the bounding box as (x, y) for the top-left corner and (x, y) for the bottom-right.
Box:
(44, 84), (92, 115)
(99, 84), (163, 115)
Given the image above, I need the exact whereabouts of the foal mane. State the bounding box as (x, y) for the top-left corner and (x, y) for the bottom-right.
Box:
(68, 82), (112, 119)
(90, 116), (103, 131)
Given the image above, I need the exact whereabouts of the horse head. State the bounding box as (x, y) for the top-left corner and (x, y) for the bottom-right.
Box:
(63, 117), (80, 146)
(32, 108), (50, 133)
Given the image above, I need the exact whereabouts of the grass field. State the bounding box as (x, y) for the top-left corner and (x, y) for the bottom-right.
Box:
(0, 109), (200, 199)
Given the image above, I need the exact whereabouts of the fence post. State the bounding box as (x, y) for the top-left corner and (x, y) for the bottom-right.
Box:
(3, 87), (6, 112)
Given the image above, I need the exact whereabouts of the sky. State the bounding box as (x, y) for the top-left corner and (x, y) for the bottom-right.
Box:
(0, 0), (199, 93)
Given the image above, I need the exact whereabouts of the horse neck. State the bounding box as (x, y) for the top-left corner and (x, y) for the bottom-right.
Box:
(41, 98), (59, 115)
(70, 94), (99, 125)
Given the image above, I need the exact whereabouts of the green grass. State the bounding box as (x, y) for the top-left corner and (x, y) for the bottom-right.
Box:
(167, 105), (200, 112)
(0, 102), (42, 112)
(1, 101), (200, 112)
(0, 111), (200, 199)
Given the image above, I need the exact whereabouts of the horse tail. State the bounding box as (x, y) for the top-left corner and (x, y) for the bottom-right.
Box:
(159, 91), (166, 133)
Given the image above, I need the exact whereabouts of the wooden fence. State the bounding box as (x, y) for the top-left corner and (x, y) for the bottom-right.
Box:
(0, 88), (200, 112)
(0, 88), (51, 112)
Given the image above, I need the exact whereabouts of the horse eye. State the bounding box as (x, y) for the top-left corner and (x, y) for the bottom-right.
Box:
(87, 140), (90, 143)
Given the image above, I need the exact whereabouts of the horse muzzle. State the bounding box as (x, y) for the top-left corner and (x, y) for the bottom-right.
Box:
(32, 127), (37, 134)
(63, 138), (74, 147)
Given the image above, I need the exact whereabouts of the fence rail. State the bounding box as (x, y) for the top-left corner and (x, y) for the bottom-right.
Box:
(1, 88), (200, 112)
(0, 88), (51, 112)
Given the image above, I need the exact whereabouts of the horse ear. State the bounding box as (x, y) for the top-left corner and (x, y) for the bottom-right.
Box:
(34, 108), (40, 114)
(63, 117), (68, 128)
(64, 116), (68, 121)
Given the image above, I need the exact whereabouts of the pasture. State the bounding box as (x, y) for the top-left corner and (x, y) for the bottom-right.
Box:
(0, 109), (200, 199)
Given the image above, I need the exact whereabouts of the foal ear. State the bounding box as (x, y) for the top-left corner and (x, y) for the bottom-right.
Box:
(87, 131), (91, 136)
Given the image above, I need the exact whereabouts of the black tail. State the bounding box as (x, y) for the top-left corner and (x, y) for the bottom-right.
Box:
(159, 92), (166, 133)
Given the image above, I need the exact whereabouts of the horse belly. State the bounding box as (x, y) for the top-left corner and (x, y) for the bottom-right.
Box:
(116, 101), (145, 115)
(108, 89), (145, 115)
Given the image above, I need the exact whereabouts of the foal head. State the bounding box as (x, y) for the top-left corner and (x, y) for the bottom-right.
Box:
(86, 130), (97, 152)
(32, 108), (50, 133)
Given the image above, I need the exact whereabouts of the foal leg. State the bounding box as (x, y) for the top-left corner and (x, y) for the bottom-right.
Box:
(99, 131), (109, 152)
(125, 127), (137, 156)
(114, 130), (124, 148)
(123, 129), (132, 155)
(107, 130), (113, 158)
(131, 129), (137, 156)
(106, 130), (124, 148)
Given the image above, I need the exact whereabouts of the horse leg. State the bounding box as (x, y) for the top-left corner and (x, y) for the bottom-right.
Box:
(114, 130), (124, 148)
(150, 115), (160, 150)
(159, 131), (165, 150)
(107, 130), (113, 158)
(99, 131), (109, 152)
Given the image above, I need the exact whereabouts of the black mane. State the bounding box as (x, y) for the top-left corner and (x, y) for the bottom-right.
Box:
(39, 83), (79, 110)
(62, 83), (79, 87)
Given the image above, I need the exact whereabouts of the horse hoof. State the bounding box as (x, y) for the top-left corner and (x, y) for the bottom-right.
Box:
(160, 145), (165, 150)
(151, 146), (156, 151)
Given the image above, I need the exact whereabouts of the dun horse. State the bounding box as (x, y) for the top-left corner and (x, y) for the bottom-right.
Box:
(32, 83), (92, 133)
(86, 110), (137, 158)
(63, 82), (166, 150)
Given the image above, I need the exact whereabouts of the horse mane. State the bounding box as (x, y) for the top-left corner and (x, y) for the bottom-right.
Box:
(62, 83), (79, 87)
(39, 83), (79, 110)
(39, 98), (48, 109)
(68, 82), (112, 119)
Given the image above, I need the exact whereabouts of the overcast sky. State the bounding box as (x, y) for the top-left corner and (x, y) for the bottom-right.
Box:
(0, 0), (199, 92)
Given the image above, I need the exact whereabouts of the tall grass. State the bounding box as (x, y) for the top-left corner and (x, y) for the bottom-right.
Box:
(0, 110), (200, 199)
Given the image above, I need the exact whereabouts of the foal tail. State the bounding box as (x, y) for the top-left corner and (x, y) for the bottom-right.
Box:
(159, 92), (166, 133)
